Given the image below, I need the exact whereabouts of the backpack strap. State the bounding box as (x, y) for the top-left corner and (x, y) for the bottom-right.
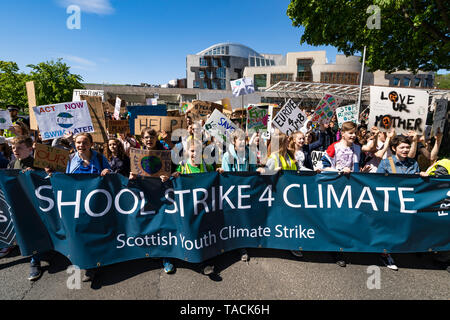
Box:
(388, 157), (397, 174)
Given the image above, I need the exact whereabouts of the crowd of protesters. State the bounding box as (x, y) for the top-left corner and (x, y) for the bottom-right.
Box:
(0, 103), (449, 282)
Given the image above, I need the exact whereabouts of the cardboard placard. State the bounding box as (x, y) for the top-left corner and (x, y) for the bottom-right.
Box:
(336, 104), (358, 128)
(107, 120), (130, 135)
(33, 101), (94, 140)
(368, 86), (429, 135)
(135, 116), (186, 135)
(167, 109), (181, 117)
(73, 89), (104, 102)
(272, 99), (307, 136)
(130, 148), (171, 177)
(26, 81), (38, 130)
(33, 143), (70, 172)
(0, 110), (13, 130)
(188, 100), (223, 116)
(114, 97), (122, 120)
(203, 109), (238, 144)
(80, 95), (108, 144)
(311, 93), (341, 124)
(431, 98), (448, 136)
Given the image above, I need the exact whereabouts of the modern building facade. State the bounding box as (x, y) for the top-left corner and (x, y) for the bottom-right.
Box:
(186, 43), (283, 91)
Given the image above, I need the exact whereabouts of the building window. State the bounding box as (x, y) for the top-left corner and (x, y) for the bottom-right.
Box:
(199, 70), (205, 79)
(297, 59), (313, 82)
(226, 46), (229, 55)
(193, 81), (199, 88)
(250, 57), (255, 67)
(256, 58), (261, 67)
(206, 70), (212, 79)
(270, 60), (275, 66)
(220, 79), (226, 90)
(220, 57), (228, 67)
(254, 74), (267, 90)
(216, 67), (226, 79)
(212, 59), (219, 67)
(212, 81), (218, 90)
(414, 77), (421, 86)
(200, 57), (208, 66)
(271, 73), (293, 85)
(403, 78), (411, 87)
(393, 77), (400, 86)
(202, 81), (209, 89)
(261, 59), (265, 66)
(320, 72), (359, 85)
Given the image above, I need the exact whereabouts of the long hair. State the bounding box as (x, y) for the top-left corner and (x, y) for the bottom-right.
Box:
(104, 138), (128, 161)
(268, 130), (293, 159)
(288, 131), (305, 156)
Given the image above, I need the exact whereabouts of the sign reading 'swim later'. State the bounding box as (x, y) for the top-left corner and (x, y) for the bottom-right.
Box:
(368, 86), (429, 135)
(33, 101), (94, 140)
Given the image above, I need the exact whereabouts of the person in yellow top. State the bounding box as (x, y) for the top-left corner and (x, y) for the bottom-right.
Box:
(172, 138), (221, 276)
(258, 130), (297, 174)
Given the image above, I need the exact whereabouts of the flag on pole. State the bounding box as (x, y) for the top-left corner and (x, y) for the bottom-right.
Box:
(230, 78), (255, 97)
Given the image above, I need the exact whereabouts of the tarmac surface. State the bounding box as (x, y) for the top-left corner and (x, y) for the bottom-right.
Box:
(1, 246), (449, 301)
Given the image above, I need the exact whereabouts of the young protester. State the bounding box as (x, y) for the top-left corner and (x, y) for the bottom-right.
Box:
(6, 136), (49, 279)
(65, 133), (112, 282)
(104, 138), (131, 177)
(218, 132), (258, 262)
(321, 121), (371, 267)
(172, 138), (219, 275)
(129, 127), (176, 273)
(408, 129), (443, 171)
(376, 135), (427, 271)
(363, 128), (396, 172)
(289, 123), (326, 171)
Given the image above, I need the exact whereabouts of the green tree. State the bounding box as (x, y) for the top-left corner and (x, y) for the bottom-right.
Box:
(287, 0), (450, 73)
(435, 72), (450, 89)
(0, 61), (29, 111)
(0, 59), (84, 113)
(27, 59), (84, 107)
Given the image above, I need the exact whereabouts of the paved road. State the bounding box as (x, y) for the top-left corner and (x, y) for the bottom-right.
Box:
(1, 246), (449, 302)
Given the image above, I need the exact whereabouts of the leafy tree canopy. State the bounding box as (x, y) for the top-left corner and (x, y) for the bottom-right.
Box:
(0, 59), (84, 113)
(287, 0), (449, 73)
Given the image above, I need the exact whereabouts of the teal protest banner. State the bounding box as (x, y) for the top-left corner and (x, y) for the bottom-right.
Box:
(0, 170), (449, 269)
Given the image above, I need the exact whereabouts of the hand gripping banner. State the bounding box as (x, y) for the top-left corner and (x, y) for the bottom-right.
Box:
(0, 170), (449, 269)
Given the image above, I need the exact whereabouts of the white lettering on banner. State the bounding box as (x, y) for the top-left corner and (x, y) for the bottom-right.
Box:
(35, 184), (420, 219)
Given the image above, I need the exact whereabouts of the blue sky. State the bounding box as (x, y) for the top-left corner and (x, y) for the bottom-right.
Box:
(0, 0), (404, 85)
(0, 0), (345, 85)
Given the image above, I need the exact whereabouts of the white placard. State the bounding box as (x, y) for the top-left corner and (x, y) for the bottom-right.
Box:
(203, 109), (238, 144)
(114, 97), (121, 120)
(336, 104), (358, 128)
(272, 99), (307, 136)
(146, 98), (158, 106)
(311, 151), (325, 171)
(0, 110), (13, 130)
(368, 86), (429, 135)
(431, 98), (448, 136)
(33, 101), (94, 140)
(72, 89), (104, 102)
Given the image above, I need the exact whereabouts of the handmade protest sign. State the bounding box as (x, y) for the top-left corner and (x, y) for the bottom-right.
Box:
(26, 81), (38, 130)
(73, 89), (104, 102)
(188, 100), (223, 116)
(246, 104), (268, 133)
(130, 148), (171, 177)
(311, 93), (341, 124)
(127, 105), (167, 135)
(431, 98), (448, 136)
(368, 86), (429, 135)
(336, 104), (358, 128)
(146, 98), (158, 106)
(135, 116), (186, 135)
(180, 102), (192, 114)
(80, 95), (108, 144)
(33, 144), (70, 172)
(114, 97), (122, 120)
(311, 151), (325, 170)
(272, 99), (307, 136)
(0, 110), (13, 130)
(107, 120), (130, 135)
(33, 101), (94, 140)
(204, 109), (237, 144)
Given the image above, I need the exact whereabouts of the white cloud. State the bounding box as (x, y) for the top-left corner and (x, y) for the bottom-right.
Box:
(57, 0), (114, 15)
(63, 55), (97, 67)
